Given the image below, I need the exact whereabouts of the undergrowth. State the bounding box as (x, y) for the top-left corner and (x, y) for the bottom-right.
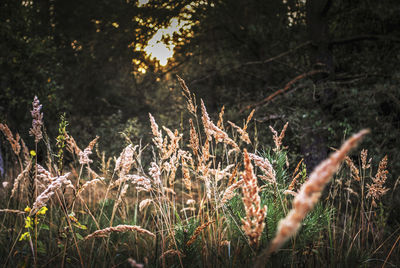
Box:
(0, 78), (399, 268)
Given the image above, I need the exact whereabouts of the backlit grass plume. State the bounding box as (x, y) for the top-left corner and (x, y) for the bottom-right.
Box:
(0, 123), (21, 155)
(84, 225), (155, 240)
(30, 172), (74, 215)
(257, 129), (368, 262)
(242, 149), (267, 247)
(29, 96), (43, 143)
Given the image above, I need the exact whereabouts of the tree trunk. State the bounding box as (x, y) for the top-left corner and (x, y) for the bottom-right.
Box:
(306, 0), (333, 74)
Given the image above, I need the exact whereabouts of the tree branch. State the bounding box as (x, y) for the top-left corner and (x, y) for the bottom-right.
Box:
(240, 69), (328, 113)
(241, 41), (312, 66)
(190, 41), (312, 85)
(331, 35), (400, 45)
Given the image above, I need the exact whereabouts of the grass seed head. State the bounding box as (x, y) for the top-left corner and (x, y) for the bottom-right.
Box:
(266, 129), (368, 254)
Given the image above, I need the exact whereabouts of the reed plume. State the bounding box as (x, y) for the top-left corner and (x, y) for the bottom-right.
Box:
(288, 158), (303, 191)
(177, 75), (197, 115)
(149, 113), (163, 149)
(0, 123), (21, 155)
(219, 179), (244, 208)
(186, 221), (214, 246)
(30, 172), (74, 215)
(269, 122), (288, 151)
(217, 105), (225, 129)
(228, 121), (251, 144)
(29, 96), (43, 143)
(160, 249), (186, 260)
(248, 153), (276, 184)
(366, 155), (389, 207)
(78, 136), (99, 165)
(78, 177), (104, 195)
(188, 119), (199, 157)
(345, 156), (361, 181)
(261, 129), (368, 259)
(66, 134), (81, 156)
(114, 144), (136, 176)
(201, 99), (239, 149)
(181, 157), (192, 191)
(360, 149), (371, 169)
(241, 149), (267, 247)
(139, 199), (153, 212)
(11, 160), (32, 198)
(227, 109), (254, 144)
(85, 224), (155, 240)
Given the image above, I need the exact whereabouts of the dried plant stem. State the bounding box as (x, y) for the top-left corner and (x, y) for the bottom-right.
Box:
(382, 232), (400, 268)
(0, 209), (26, 215)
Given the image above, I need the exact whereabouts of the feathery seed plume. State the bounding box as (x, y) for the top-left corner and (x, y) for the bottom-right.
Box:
(269, 122), (288, 152)
(345, 156), (361, 181)
(29, 96), (43, 143)
(139, 199), (153, 212)
(228, 121), (251, 144)
(264, 129), (368, 256)
(288, 158), (304, 191)
(177, 75), (197, 115)
(188, 119), (199, 157)
(114, 144), (136, 176)
(217, 105), (225, 129)
(0, 123), (21, 155)
(248, 153), (276, 184)
(360, 149), (371, 170)
(149, 162), (161, 185)
(149, 113), (163, 149)
(131, 175), (152, 192)
(186, 221), (214, 246)
(201, 100), (239, 149)
(160, 249), (186, 260)
(85, 224), (155, 240)
(78, 175), (104, 195)
(36, 164), (53, 184)
(241, 149), (267, 246)
(219, 179), (244, 208)
(181, 158), (192, 191)
(11, 160), (32, 198)
(66, 134), (82, 156)
(30, 172), (73, 215)
(366, 155), (389, 206)
(78, 136), (99, 165)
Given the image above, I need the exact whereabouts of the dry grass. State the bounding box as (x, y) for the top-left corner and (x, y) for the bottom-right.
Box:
(0, 81), (397, 267)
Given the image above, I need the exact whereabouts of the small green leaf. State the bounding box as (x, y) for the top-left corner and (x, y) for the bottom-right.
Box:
(73, 222), (87, 230)
(41, 224), (50, 230)
(75, 233), (84, 240)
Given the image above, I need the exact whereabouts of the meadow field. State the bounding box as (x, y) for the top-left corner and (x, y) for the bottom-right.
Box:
(0, 78), (399, 267)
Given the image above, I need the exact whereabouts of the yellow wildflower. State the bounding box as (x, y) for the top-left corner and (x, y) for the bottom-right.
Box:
(25, 217), (33, 229)
(37, 206), (48, 216)
(19, 232), (31, 241)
